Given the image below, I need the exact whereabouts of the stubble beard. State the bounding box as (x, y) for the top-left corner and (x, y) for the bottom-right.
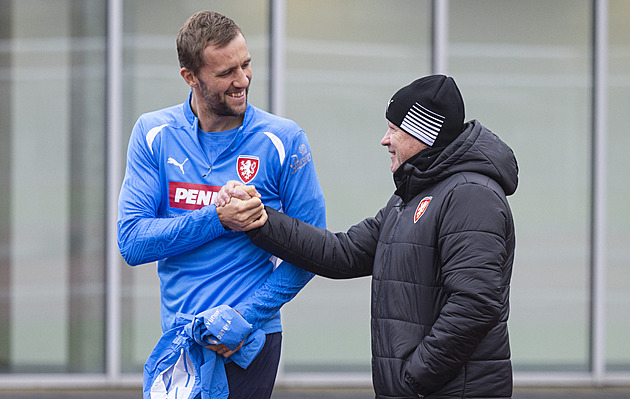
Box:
(198, 79), (248, 119)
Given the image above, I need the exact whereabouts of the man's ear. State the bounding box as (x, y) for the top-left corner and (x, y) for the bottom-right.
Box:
(180, 67), (197, 88)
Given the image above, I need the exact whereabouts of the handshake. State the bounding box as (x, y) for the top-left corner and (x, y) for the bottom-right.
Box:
(215, 180), (268, 232)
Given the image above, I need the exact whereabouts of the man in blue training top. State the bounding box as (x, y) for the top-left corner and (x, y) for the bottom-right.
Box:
(117, 10), (326, 399)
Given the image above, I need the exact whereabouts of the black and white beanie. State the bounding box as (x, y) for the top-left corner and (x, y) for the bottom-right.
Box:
(386, 74), (465, 148)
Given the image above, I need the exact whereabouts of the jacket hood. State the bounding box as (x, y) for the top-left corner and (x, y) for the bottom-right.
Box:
(394, 119), (518, 202)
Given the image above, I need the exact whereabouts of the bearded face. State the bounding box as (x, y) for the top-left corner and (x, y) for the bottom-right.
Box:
(192, 33), (252, 127)
(197, 76), (249, 119)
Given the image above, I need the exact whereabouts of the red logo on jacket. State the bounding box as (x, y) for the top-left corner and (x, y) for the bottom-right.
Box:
(414, 196), (433, 223)
(237, 156), (259, 184)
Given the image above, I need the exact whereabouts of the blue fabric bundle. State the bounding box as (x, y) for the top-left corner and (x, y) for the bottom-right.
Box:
(144, 305), (266, 399)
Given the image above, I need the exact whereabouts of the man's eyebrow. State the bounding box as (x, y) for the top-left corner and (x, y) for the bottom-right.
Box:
(217, 57), (251, 75)
(217, 66), (234, 75)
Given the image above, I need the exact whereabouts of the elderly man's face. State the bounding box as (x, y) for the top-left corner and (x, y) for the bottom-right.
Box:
(381, 121), (428, 173)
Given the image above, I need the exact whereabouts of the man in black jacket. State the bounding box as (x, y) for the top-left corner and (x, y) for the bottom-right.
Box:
(219, 75), (518, 398)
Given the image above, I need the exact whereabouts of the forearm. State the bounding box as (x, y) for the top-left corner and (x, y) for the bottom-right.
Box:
(234, 261), (314, 330)
(405, 293), (500, 394)
(247, 207), (375, 279)
(405, 262), (503, 393)
(117, 205), (228, 266)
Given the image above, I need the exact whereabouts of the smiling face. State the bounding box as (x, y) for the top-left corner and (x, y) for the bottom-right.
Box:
(181, 33), (252, 131)
(381, 121), (429, 173)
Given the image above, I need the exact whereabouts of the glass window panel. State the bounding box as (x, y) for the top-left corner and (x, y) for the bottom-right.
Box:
(606, 0), (630, 372)
(282, 0), (431, 372)
(449, 0), (591, 371)
(0, 0), (625, 384)
(0, 1), (10, 372)
(1, 0), (107, 373)
(119, 0), (269, 373)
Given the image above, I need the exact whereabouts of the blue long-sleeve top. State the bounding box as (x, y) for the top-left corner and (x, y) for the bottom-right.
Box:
(117, 92), (326, 333)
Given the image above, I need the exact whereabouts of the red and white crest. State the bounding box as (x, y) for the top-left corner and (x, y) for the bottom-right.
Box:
(237, 155), (260, 184)
(414, 196), (433, 223)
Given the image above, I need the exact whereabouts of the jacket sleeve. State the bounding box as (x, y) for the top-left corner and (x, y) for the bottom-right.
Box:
(233, 130), (328, 329)
(404, 183), (510, 395)
(117, 119), (228, 266)
(247, 206), (380, 279)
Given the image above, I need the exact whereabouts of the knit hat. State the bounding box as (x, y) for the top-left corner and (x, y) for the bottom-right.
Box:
(386, 75), (465, 148)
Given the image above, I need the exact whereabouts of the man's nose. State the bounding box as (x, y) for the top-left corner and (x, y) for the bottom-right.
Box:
(381, 130), (391, 146)
(235, 68), (250, 87)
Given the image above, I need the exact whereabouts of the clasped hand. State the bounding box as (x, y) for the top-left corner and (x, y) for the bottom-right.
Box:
(215, 180), (267, 231)
(206, 185), (265, 358)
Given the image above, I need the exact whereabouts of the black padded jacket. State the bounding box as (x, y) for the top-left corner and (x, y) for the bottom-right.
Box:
(248, 120), (518, 398)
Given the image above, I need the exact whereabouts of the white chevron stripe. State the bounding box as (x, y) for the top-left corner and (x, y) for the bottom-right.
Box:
(401, 103), (445, 146)
(145, 123), (168, 155)
(263, 131), (285, 166)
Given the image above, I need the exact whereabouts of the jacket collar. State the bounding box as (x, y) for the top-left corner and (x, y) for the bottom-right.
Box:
(393, 120), (519, 203)
(182, 91), (254, 142)
(393, 121), (478, 203)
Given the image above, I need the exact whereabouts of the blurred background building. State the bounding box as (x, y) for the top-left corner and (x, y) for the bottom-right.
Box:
(0, 0), (628, 390)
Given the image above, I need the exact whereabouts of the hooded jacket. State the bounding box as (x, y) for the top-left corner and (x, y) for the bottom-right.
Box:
(248, 120), (518, 398)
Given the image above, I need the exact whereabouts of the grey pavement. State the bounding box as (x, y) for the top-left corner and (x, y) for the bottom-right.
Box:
(0, 387), (629, 398)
